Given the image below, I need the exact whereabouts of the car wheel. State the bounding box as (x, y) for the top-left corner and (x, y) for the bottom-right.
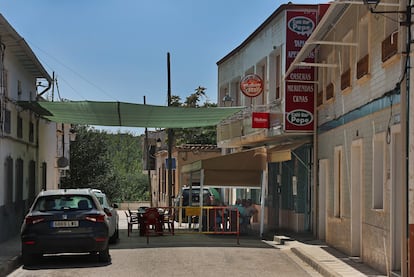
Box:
(109, 226), (119, 243)
(114, 225), (119, 239)
(22, 251), (40, 266)
(98, 246), (110, 263)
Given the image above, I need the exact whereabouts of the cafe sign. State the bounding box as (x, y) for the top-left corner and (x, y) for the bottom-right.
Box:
(285, 9), (317, 132)
(240, 74), (264, 98)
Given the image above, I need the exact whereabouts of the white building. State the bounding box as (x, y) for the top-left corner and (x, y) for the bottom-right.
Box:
(0, 14), (68, 242)
(289, 0), (409, 275)
(215, 3), (328, 235)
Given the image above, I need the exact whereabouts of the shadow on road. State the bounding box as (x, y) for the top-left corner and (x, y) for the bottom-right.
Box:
(110, 229), (275, 249)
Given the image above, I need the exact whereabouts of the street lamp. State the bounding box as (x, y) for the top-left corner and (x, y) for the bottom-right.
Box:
(222, 94), (233, 107)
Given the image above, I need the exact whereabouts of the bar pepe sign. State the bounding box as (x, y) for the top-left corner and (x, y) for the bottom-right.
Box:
(240, 74), (264, 97)
(287, 109), (313, 126)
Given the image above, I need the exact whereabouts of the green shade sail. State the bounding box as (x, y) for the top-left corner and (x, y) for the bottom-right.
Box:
(19, 101), (244, 128)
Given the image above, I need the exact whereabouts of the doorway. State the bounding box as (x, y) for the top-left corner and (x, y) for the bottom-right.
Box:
(391, 128), (402, 272)
(318, 159), (328, 240)
(350, 140), (362, 256)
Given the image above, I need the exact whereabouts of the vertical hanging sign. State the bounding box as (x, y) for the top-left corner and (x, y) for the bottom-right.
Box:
(285, 10), (317, 132)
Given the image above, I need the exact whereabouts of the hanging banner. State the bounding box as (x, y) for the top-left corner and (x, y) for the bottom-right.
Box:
(284, 10), (317, 132)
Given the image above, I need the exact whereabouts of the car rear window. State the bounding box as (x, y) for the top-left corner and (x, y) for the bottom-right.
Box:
(34, 195), (96, 211)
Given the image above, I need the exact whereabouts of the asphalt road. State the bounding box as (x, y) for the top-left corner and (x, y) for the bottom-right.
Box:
(8, 212), (321, 277)
(9, 247), (319, 277)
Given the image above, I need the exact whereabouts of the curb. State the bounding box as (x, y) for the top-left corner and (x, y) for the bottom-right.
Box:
(291, 247), (341, 277)
(0, 255), (21, 277)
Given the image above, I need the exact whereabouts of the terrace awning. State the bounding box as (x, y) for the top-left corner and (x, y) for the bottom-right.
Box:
(181, 141), (309, 187)
(18, 101), (244, 128)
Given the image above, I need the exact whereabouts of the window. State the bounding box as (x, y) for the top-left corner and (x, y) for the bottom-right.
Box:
(317, 65), (324, 107)
(1, 69), (8, 97)
(29, 121), (34, 142)
(28, 160), (36, 204)
(17, 115), (22, 138)
(325, 52), (335, 101)
(382, 5), (398, 62)
(340, 31), (353, 91)
(275, 54), (281, 100)
(219, 85), (230, 107)
(230, 78), (240, 106)
(373, 133), (386, 209)
(357, 15), (369, 79)
(17, 80), (22, 96)
(41, 162), (47, 191)
(4, 156), (13, 205)
(244, 67), (254, 105)
(334, 146), (343, 217)
(4, 109), (11, 134)
(269, 49), (282, 102)
(15, 158), (23, 202)
(256, 60), (267, 105)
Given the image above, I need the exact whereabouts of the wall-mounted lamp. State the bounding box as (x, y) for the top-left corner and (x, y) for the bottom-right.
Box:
(69, 128), (77, 141)
(56, 129), (63, 136)
(222, 94), (234, 107)
(156, 138), (162, 148)
(363, 0), (411, 17)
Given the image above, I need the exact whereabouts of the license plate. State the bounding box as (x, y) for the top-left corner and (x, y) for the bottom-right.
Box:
(52, 221), (79, 228)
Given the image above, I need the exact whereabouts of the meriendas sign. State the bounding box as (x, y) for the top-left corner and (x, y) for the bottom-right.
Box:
(285, 9), (317, 132)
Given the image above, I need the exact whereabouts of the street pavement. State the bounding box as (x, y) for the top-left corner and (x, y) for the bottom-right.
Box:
(0, 211), (386, 277)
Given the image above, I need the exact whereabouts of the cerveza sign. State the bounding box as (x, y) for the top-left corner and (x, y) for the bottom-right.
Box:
(287, 109), (313, 126)
(240, 74), (264, 98)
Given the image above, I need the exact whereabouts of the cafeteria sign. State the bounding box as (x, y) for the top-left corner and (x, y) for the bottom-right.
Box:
(240, 74), (263, 97)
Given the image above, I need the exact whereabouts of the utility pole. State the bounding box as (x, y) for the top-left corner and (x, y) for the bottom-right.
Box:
(144, 96), (152, 207)
(167, 52), (174, 207)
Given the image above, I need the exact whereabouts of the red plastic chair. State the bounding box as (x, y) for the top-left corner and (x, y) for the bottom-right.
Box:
(143, 208), (163, 244)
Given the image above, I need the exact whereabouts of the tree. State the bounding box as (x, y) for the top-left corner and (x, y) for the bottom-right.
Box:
(173, 86), (217, 145)
(61, 125), (149, 203)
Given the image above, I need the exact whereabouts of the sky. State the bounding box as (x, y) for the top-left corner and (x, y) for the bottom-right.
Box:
(0, 0), (321, 134)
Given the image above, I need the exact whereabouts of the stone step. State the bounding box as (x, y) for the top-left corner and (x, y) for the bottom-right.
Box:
(273, 235), (292, 245)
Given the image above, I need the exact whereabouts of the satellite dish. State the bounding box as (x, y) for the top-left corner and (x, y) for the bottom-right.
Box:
(57, 157), (69, 168)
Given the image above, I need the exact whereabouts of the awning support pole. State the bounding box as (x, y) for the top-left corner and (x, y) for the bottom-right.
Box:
(199, 169), (205, 233)
(260, 168), (267, 238)
(292, 150), (310, 172)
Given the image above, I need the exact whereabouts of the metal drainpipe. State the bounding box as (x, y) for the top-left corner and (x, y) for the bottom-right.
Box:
(405, 3), (412, 276)
(36, 72), (52, 99)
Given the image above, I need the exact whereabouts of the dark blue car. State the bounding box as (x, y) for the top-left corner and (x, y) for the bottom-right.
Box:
(21, 188), (110, 266)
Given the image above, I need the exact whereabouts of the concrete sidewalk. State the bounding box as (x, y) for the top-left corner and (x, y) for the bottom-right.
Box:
(0, 234), (20, 277)
(0, 211), (387, 277)
(266, 234), (386, 277)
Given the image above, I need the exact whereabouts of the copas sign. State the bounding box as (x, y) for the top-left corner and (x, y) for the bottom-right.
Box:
(240, 74), (264, 97)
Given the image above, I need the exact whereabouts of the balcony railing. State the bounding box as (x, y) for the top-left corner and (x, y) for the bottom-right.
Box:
(217, 102), (283, 143)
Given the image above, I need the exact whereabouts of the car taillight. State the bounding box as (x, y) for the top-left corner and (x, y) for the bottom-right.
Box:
(85, 214), (106, 223)
(25, 216), (45, 225)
